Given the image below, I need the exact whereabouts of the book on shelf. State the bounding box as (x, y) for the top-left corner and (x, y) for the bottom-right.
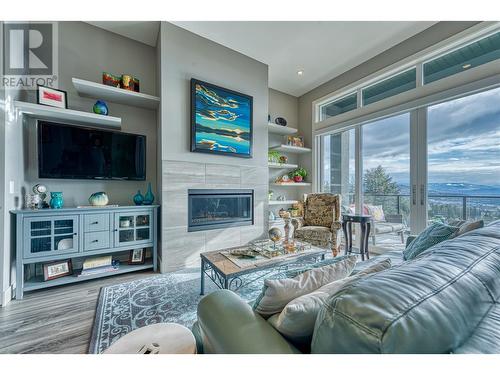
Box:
(78, 264), (119, 277)
(82, 255), (112, 270)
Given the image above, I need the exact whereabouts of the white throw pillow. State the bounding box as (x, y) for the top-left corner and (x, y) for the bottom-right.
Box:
(253, 255), (358, 317)
(269, 258), (392, 345)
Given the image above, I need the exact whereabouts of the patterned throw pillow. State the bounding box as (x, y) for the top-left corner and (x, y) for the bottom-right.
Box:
(252, 255), (358, 318)
(368, 205), (385, 222)
(403, 222), (459, 260)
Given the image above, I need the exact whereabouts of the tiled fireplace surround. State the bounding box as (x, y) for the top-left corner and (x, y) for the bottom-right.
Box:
(161, 160), (268, 272)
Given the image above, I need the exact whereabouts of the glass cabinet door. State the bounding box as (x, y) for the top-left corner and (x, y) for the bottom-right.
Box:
(23, 216), (79, 259)
(114, 212), (152, 247)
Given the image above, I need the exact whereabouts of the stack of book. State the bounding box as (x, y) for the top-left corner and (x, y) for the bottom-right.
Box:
(79, 256), (119, 277)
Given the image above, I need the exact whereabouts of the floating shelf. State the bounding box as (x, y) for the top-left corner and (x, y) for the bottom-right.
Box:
(72, 78), (160, 109)
(269, 144), (312, 154)
(269, 200), (299, 205)
(271, 182), (311, 187)
(24, 262), (153, 291)
(15, 101), (122, 129)
(268, 162), (298, 169)
(268, 122), (298, 135)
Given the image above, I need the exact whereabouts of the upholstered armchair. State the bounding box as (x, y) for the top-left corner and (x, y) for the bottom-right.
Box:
(291, 193), (342, 255)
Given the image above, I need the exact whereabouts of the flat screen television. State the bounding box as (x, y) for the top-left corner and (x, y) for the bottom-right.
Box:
(38, 121), (146, 180)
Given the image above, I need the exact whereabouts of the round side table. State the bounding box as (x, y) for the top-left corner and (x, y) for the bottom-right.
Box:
(342, 214), (372, 261)
(103, 323), (197, 354)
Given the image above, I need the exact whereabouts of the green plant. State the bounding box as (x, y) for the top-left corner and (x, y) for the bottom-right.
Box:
(289, 167), (307, 179)
(268, 150), (281, 163)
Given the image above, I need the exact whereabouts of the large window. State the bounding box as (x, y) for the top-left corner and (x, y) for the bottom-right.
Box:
(362, 69), (416, 106)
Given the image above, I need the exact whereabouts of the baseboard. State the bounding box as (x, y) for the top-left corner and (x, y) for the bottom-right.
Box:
(1, 285), (13, 306)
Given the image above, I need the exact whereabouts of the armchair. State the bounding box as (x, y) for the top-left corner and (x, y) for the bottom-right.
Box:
(291, 193), (341, 255)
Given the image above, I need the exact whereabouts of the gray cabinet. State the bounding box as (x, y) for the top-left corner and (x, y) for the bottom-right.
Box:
(12, 205), (159, 299)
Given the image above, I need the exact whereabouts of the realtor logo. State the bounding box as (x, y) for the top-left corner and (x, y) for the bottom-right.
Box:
(2, 22), (58, 89)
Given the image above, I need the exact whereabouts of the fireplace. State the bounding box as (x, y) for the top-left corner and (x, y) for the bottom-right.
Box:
(188, 189), (254, 232)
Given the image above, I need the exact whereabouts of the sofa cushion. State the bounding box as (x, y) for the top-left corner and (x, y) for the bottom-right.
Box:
(374, 222), (405, 234)
(403, 222), (459, 260)
(268, 258), (392, 347)
(294, 226), (332, 241)
(252, 255), (357, 317)
(311, 222), (500, 353)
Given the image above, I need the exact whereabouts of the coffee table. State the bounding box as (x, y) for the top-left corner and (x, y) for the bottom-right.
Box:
(200, 243), (327, 295)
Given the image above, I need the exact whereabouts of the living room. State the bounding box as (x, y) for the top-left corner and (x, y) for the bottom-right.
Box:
(1, 0), (500, 373)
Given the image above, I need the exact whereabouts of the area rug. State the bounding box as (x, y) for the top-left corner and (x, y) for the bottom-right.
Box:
(89, 267), (266, 353)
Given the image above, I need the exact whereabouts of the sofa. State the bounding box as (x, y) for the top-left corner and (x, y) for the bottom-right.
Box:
(193, 220), (500, 354)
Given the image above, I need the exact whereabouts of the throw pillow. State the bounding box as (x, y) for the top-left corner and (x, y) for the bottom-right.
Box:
(454, 219), (484, 237)
(369, 205), (385, 222)
(252, 255), (357, 317)
(268, 258), (392, 346)
(403, 222), (459, 260)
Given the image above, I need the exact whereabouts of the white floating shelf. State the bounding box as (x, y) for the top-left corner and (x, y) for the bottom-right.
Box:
(271, 182), (311, 187)
(269, 144), (312, 154)
(72, 78), (160, 109)
(15, 101), (122, 129)
(268, 162), (298, 169)
(268, 122), (298, 135)
(269, 200), (299, 205)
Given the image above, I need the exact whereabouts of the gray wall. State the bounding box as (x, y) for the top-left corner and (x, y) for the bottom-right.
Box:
(159, 22), (269, 271)
(1, 22), (159, 304)
(297, 21), (479, 190)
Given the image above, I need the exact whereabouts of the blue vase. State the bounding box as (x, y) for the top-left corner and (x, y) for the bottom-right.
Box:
(50, 192), (64, 209)
(93, 100), (108, 116)
(143, 183), (154, 205)
(133, 190), (144, 205)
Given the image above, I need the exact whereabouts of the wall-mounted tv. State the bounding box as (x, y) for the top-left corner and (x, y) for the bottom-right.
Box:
(38, 121), (146, 180)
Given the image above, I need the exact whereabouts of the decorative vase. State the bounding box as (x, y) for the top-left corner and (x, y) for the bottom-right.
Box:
(293, 175), (303, 182)
(93, 100), (108, 116)
(133, 190), (144, 205)
(50, 192), (64, 209)
(143, 183), (155, 205)
(89, 192), (109, 206)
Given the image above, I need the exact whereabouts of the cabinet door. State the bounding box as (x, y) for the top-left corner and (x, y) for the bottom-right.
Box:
(114, 211), (153, 247)
(23, 215), (79, 259)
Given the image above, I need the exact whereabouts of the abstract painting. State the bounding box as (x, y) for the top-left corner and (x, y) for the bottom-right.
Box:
(191, 79), (253, 158)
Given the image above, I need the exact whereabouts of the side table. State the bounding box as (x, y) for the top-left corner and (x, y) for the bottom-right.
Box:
(342, 214), (372, 261)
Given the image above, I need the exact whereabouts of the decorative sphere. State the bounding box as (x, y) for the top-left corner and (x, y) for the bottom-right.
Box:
(89, 192), (109, 206)
(268, 227), (282, 243)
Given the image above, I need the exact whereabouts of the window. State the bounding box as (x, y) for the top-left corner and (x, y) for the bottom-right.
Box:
(319, 93), (357, 121)
(424, 31), (500, 84)
(362, 68), (416, 106)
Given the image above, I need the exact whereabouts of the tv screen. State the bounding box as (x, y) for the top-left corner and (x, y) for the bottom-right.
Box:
(38, 122), (146, 180)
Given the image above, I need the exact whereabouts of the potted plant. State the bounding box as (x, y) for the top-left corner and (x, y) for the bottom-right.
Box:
(268, 150), (281, 163)
(289, 168), (307, 182)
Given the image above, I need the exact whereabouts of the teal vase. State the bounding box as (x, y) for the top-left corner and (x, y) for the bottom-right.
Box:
(93, 100), (108, 115)
(50, 192), (64, 209)
(133, 190), (144, 205)
(143, 183), (154, 205)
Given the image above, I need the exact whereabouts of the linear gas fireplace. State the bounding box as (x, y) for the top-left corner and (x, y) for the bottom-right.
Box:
(188, 189), (254, 232)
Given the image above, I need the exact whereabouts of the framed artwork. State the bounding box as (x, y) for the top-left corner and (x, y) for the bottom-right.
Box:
(43, 259), (72, 281)
(129, 249), (145, 265)
(191, 78), (253, 158)
(37, 85), (68, 109)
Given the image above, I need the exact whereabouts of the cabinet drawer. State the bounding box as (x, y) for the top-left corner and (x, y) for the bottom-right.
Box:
(84, 231), (110, 251)
(84, 214), (110, 232)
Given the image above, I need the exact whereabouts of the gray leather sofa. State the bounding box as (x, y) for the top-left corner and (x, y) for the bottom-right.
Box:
(194, 220), (500, 354)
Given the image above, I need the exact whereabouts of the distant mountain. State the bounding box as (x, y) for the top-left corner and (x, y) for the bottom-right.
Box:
(397, 183), (500, 197)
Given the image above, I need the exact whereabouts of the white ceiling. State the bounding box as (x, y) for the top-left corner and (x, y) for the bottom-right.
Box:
(172, 21), (436, 96)
(86, 21), (436, 97)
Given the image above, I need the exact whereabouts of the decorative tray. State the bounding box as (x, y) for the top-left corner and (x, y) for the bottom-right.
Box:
(249, 239), (311, 258)
(228, 248), (259, 258)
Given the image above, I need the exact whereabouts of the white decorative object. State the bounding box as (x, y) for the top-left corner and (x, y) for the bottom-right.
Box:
(57, 238), (74, 251)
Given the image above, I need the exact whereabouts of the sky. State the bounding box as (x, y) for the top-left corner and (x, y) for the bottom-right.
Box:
(360, 86), (500, 186)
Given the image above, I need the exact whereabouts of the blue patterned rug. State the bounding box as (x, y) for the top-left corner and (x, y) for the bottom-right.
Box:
(89, 267), (265, 353)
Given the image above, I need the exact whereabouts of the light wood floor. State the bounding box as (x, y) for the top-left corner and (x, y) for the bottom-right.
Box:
(0, 271), (155, 354)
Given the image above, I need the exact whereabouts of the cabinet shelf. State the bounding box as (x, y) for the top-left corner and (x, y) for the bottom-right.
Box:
(271, 182), (311, 187)
(268, 162), (298, 169)
(269, 200), (299, 205)
(15, 101), (121, 129)
(268, 122), (298, 135)
(72, 78), (160, 109)
(269, 144), (311, 154)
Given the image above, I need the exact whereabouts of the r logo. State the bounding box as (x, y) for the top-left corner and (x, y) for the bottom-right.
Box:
(3, 23), (53, 76)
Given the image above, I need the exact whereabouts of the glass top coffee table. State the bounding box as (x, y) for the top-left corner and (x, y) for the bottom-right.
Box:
(200, 240), (327, 295)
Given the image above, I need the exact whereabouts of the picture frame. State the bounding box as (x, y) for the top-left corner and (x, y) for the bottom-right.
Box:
(129, 249), (145, 265)
(286, 135), (304, 148)
(43, 259), (72, 281)
(36, 85), (68, 109)
(190, 78), (253, 158)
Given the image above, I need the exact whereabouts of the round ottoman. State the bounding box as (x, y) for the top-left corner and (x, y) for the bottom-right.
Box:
(103, 323), (197, 354)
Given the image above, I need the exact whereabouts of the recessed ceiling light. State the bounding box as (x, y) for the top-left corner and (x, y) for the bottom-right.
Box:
(462, 63), (472, 69)
(297, 70), (304, 76)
